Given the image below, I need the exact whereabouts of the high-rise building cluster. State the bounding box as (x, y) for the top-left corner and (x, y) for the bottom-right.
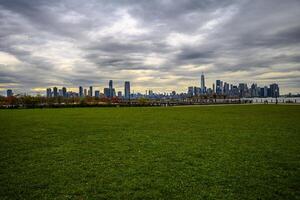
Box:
(5, 74), (280, 99)
(187, 74), (279, 98)
(45, 80), (131, 99)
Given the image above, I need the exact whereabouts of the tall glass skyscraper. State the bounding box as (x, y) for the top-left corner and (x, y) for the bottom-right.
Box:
(79, 86), (83, 97)
(62, 87), (67, 97)
(201, 73), (205, 94)
(53, 87), (58, 97)
(46, 88), (52, 98)
(6, 89), (13, 97)
(124, 81), (130, 99)
(109, 80), (113, 98)
(89, 86), (93, 97)
(216, 80), (221, 95)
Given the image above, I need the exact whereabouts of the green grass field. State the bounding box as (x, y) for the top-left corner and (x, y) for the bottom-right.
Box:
(0, 105), (299, 199)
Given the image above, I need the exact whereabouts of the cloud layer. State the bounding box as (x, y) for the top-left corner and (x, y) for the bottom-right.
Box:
(0, 0), (300, 95)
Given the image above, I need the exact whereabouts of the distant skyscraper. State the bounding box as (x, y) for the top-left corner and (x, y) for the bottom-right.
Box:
(270, 83), (279, 97)
(250, 83), (258, 97)
(62, 87), (67, 97)
(194, 87), (200, 96)
(232, 85), (239, 96)
(109, 80), (113, 88)
(53, 87), (58, 97)
(79, 86), (83, 97)
(188, 86), (194, 97)
(223, 82), (229, 95)
(46, 88), (52, 98)
(220, 81), (223, 94)
(263, 86), (268, 97)
(7, 89), (13, 97)
(95, 90), (100, 98)
(124, 81), (130, 99)
(117, 91), (122, 98)
(213, 83), (215, 93)
(84, 88), (87, 96)
(238, 83), (248, 97)
(257, 86), (261, 97)
(216, 80), (221, 95)
(104, 88), (110, 98)
(89, 86), (93, 97)
(109, 80), (113, 98)
(201, 73), (205, 94)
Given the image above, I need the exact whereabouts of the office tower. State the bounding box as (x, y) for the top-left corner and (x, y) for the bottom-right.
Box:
(220, 81), (223, 94)
(59, 89), (63, 96)
(250, 83), (258, 97)
(263, 86), (268, 97)
(229, 84), (233, 96)
(124, 81), (130, 99)
(79, 86), (83, 97)
(188, 86), (194, 97)
(112, 88), (116, 97)
(104, 88), (110, 98)
(216, 80), (221, 95)
(95, 90), (100, 98)
(117, 91), (122, 98)
(7, 89), (13, 97)
(201, 73), (205, 94)
(213, 83), (215, 93)
(232, 85), (239, 96)
(206, 88), (212, 95)
(53, 87), (58, 97)
(84, 89), (87, 96)
(257, 87), (261, 97)
(223, 82), (229, 95)
(194, 87), (200, 96)
(270, 83), (279, 97)
(267, 88), (271, 97)
(89, 86), (93, 97)
(238, 83), (248, 97)
(109, 80), (113, 98)
(46, 88), (52, 98)
(260, 88), (264, 97)
(62, 87), (67, 97)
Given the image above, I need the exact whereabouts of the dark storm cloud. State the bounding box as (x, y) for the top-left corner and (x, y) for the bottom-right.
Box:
(0, 0), (300, 94)
(236, 25), (300, 48)
(177, 50), (215, 61)
(0, 0), (93, 38)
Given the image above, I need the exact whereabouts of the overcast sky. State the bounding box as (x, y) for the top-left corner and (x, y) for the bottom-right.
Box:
(0, 0), (300, 95)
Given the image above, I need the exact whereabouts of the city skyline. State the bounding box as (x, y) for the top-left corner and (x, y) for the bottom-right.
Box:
(5, 74), (282, 99)
(0, 0), (300, 95)
(0, 74), (293, 97)
(0, 80), (289, 97)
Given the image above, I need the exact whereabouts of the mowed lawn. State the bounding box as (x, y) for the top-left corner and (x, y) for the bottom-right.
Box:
(0, 105), (299, 199)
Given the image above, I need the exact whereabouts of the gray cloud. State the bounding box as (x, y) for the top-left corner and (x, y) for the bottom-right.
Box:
(0, 0), (300, 95)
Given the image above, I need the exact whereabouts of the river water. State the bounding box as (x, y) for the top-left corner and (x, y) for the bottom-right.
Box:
(241, 97), (300, 103)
